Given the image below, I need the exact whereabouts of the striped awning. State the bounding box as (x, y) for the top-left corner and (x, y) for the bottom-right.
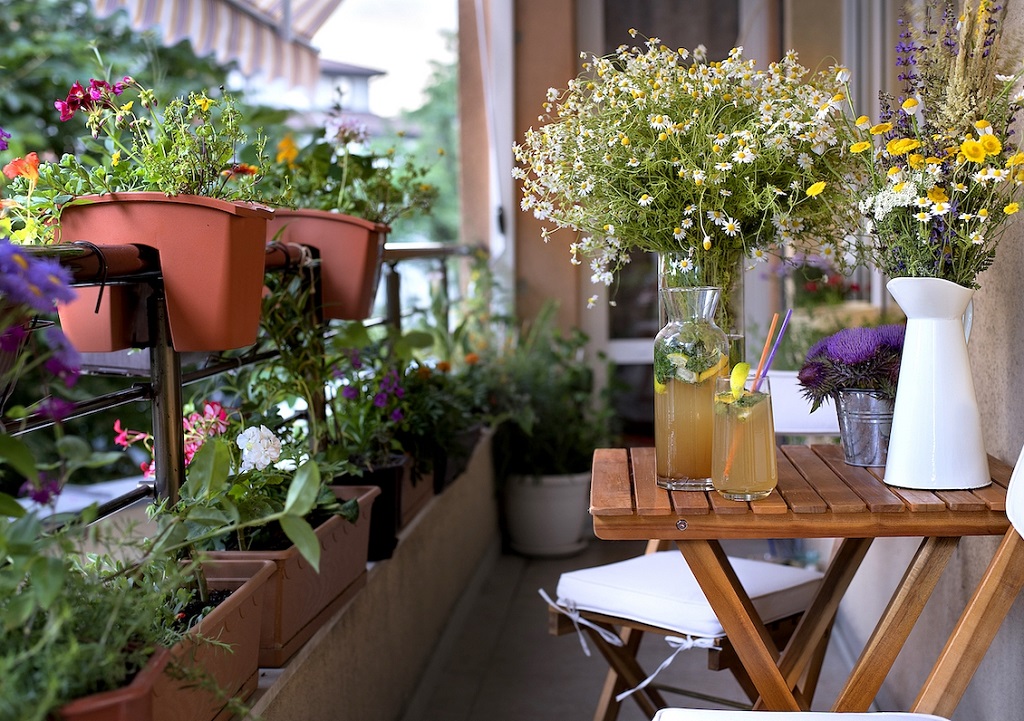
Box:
(90, 0), (344, 87)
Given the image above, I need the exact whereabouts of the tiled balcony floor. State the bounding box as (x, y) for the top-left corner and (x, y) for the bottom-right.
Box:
(403, 537), (852, 721)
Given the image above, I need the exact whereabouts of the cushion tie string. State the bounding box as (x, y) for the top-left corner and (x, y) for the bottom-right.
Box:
(538, 589), (624, 656)
(614, 634), (719, 702)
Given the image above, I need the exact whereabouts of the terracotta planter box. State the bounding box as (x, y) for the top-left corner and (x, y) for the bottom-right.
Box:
(204, 485), (380, 667)
(56, 193), (272, 352)
(57, 647), (171, 721)
(152, 559), (276, 721)
(266, 208), (388, 320)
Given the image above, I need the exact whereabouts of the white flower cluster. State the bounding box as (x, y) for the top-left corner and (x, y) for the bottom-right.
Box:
(237, 425), (283, 472)
(513, 32), (859, 290)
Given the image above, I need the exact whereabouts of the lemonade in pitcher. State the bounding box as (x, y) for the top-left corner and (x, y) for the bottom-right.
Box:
(653, 287), (729, 490)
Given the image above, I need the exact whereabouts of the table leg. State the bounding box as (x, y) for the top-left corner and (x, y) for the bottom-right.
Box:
(832, 536), (960, 712)
(676, 539), (802, 711)
(912, 529), (1024, 718)
(760, 537), (873, 708)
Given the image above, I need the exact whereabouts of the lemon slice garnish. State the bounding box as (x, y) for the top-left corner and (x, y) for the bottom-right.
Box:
(698, 352), (729, 383)
(654, 378), (667, 394)
(730, 362), (750, 400)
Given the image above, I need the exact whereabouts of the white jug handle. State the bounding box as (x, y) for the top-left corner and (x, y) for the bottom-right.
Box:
(963, 299), (973, 343)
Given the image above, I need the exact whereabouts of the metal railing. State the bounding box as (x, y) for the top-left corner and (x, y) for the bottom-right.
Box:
(15, 239), (471, 520)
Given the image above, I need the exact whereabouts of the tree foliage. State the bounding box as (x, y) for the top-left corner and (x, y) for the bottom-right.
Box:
(0, 0), (235, 157)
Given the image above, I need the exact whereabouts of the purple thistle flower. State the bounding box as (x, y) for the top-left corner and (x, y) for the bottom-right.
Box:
(826, 327), (880, 365)
(0, 126), (10, 152)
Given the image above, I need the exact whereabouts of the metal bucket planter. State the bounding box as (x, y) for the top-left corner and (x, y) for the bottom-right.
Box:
(834, 389), (894, 467)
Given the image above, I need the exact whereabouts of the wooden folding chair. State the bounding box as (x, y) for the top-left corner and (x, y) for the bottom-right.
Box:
(545, 539), (829, 720)
(648, 441), (1024, 720)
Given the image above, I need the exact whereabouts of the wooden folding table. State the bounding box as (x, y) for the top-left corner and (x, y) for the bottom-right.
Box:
(590, 445), (1014, 713)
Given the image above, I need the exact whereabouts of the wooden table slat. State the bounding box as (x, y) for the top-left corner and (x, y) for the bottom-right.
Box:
(669, 489), (711, 515)
(590, 448), (634, 517)
(630, 447), (673, 515)
(783, 445), (867, 513)
(775, 451), (828, 513)
(973, 483), (1007, 512)
(988, 455), (1013, 489)
(708, 490), (751, 515)
(935, 490), (989, 513)
(814, 445), (906, 513)
(887, 487), (949, 512)
(750, 489), (790, 514)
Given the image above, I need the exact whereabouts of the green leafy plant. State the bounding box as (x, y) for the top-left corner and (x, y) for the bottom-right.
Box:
(261, 99), (438, 224)
(492, 301), (616, 480)
(2, 64), (267, 244)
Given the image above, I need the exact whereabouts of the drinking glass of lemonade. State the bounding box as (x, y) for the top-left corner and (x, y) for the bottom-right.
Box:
(654, 287), (729, 491)
(712, 372), (778, 501)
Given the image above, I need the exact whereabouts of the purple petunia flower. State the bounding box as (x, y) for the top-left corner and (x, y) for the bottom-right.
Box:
(342, 385), (359, 400)
(0, 324), (27, 353)
(373, 392), (388, 408)
(0, 126), (10, 152)
(19, 475), (62, 505)
(39, 396), (76, 422)
(42, 325), (81, 387)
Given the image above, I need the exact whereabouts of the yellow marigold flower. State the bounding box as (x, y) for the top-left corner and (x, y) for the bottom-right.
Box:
(887, 138), (921, 156)
(806, 181), (826, 197)
(980, 134), (1003, 155)
(850, 141), (872, 154)
(908, 153), (926, 170)
(928, 186), (949, 203)
(960, 138), (986, 163)
(275, 134), (299, 166)
(1005, 202), (1020, 215)
(1006, 153), (1024, 167)
(925, 157), (943, 165)
(869, 122), (893, 135)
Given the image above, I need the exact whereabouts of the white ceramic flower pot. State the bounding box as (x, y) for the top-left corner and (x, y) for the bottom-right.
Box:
(504, 471), (592, 557)
(883, 277), (989, 490)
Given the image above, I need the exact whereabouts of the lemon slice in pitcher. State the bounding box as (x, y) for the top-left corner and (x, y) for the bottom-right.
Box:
(730, 362), (750, 400)
(697, 353), (729, 383)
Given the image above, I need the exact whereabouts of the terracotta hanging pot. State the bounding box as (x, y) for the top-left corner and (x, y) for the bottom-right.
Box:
(266, 208), (388, 320)
(203, 486), (380, 667)
(55, 193), (272, 352)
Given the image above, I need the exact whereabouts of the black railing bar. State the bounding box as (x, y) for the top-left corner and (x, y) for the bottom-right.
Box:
(93, 482), (154, 519)
(11, 384), (153, 436)
(179, 349), (280, 385)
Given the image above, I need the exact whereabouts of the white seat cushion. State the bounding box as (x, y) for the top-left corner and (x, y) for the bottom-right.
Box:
(653, 711), (947, 720)
(555, 551), (823, 638)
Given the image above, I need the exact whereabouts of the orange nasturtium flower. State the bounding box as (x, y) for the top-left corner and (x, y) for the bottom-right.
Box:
(2, 152), (40, 183)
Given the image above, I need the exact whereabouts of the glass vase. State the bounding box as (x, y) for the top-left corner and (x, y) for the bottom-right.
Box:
(659, 251), (745, 365)
(654, 286), (729, 491)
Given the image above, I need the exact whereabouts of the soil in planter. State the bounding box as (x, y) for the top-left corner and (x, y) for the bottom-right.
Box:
(218, 500), (360, 553)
